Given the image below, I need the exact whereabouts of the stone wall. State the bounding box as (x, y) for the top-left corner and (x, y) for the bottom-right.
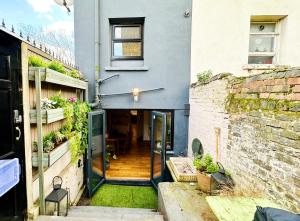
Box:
(188, 69), (300, 212)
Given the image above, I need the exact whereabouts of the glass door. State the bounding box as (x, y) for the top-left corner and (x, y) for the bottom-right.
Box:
(150, 111), (167, 189)
(87, 110), (106, 197)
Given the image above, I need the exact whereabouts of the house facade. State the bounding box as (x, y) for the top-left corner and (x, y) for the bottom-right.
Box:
(188, 0), (300, 212)
(191, 0), (300, 82)
(74, 0), (192, 156)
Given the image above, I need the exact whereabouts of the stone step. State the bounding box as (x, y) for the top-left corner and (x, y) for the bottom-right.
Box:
(37, 214), (164, 221)
(69, 206), (158, 215)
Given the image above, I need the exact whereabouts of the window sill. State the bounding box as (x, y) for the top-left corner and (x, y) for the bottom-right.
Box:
(242, 64), (288, 70)
(105, 66), (149, 71)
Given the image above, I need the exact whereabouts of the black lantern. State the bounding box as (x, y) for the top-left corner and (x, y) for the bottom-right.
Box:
(45, 176), (69, 216)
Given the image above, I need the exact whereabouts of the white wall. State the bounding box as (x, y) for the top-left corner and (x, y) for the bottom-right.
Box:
(191, 0), (300, 82)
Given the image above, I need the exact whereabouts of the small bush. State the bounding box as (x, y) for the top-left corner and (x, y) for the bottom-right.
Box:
(48, 61), (66, 74)
(197, 70), (212, 84)
(28, 56), (47, 67)
(193, 153), (219, 174)
(68, 70), (81, 79)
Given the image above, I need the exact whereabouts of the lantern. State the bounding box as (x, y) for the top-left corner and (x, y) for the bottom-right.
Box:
(45, 176), (69, 216)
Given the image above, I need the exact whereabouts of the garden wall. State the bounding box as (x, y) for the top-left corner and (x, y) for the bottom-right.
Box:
(188, 68), (300, 212)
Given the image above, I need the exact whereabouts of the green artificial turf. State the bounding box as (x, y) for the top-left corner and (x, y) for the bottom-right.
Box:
(91, 184), (158, 209)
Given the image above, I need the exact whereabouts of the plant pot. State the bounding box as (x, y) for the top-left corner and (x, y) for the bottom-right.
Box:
(196, 171), (212, 193)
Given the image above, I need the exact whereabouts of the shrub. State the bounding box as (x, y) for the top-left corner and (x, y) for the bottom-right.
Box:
(28, 56), (47, 67)
(48, 60), (66, 74)
(197, 70), (212, 84)
(193, 153), (219, 174)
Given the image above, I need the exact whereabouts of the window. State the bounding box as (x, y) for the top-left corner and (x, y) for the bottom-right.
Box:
(111, 22), (143, 60)
(248, 22), (279, 64)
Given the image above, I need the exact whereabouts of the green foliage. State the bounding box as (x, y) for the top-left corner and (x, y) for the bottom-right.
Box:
(48, 60), (66, 74)
(105, 152), (111, 163)
(193, 153), (219, 174)
(67, 70), (81, 79)
(50, 91), (67, 108)
(197, 70), (212, 84)
(28, 56), (47, 67)
(69, 132), (82, 163)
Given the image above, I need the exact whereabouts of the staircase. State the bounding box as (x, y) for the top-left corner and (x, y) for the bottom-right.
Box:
(37, 206), (165, 221)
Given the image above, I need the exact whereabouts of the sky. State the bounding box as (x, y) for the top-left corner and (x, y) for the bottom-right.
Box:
(0, 0), (74, 60)
(0, 0), (74, 35)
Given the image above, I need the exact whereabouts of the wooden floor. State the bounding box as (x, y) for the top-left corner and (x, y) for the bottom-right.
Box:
(92, 122), (162, 181)
(106, 140), (151, 180)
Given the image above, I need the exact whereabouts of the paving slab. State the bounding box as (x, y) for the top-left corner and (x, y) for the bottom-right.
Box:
(158, 182), (217, 221)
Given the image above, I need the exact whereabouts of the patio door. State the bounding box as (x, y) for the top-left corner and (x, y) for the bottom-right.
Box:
(150, 111), (167, 189)
(87, 110), (106, 197)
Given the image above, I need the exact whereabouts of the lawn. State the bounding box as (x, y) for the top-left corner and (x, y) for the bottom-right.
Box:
(90, 184), (158, 209)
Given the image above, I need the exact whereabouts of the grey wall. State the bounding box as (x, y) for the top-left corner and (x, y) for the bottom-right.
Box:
(74, 0), (192, 154)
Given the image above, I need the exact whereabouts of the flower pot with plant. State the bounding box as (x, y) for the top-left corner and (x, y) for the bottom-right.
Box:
(193, 154), (219, 193)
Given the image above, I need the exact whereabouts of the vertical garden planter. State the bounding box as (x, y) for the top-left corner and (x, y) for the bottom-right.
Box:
(32, 140), (70, 167)
(30, 108), (65, 124)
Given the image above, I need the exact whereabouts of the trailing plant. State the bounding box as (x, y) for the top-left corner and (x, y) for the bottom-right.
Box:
(28, 55), (47, 68)
(69, 132), (82, 163)
(48, 60), (66, 74)
(197, 70), (212, 84)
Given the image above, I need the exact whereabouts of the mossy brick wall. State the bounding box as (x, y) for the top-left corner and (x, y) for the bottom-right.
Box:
(189, 69), (300, 212)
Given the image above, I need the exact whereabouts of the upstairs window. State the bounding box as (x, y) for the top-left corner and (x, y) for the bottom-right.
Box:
(248, 22), (279, 64)
(111, 19), (144, 60)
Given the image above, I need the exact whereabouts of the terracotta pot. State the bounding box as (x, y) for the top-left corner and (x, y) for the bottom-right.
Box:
(196, 171), (212, 193)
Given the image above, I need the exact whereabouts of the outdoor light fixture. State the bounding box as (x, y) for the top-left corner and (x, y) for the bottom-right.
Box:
(54, 0), (73, 13)
(132, 88), (140, 102)
(45, 176), (69, 216)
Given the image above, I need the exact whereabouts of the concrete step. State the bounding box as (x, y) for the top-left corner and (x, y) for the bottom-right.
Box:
(37, 214), (164, 221)
(37, 206), (164, 221)
(69, 206), (158, 215)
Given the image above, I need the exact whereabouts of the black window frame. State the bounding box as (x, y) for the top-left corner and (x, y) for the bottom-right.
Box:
(110, 22), (144, 61)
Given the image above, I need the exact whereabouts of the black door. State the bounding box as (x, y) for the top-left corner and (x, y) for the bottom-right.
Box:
(150, 111), (167, 189)
(87, 110), (106, 197)
(0, 33), (27, 221)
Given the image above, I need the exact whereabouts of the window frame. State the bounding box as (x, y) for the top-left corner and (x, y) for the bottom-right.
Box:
(248, 21), (280, 65)
(111, 24), (144, 61)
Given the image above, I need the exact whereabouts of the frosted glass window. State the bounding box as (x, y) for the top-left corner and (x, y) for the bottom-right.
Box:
(250, 23), (275, 33)
(249, 36), (274, 52)
(113, 42), (142, 57)
(114, 27), (141, 39)
(248, 22), (279, 64)
(111, 24), (143, 59)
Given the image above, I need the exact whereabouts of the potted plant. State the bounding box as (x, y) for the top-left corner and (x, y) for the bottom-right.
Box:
(105, 152), (111, 169)
(193, 154), (218, 193)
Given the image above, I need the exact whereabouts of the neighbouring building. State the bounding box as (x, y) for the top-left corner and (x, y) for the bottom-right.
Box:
(74, 0), (192, 183)
(189, 0), (300, 212)
(191, 0), (300, 82)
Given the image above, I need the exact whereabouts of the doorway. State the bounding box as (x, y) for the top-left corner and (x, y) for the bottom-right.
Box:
(105, 110), (151, 181)
(0, 32), (27, 221)
(87, 109), (172, 196)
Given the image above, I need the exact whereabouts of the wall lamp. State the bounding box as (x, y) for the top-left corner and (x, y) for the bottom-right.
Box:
(132, 88), (140, 102)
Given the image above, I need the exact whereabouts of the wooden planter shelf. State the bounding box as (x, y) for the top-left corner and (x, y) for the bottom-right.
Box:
(29, 67), (88, 89)
(32, 140), (70, 167)
(30, 108), (65, 124)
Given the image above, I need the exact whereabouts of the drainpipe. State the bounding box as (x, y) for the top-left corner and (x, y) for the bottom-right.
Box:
(91, 0), (101, 109)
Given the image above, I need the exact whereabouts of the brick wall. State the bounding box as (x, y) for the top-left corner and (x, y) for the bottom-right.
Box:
(188, 68), (300, 212)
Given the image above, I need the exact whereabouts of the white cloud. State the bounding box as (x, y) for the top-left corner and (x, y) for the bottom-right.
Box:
(26, 0), (55, 13)
(44, 20), (74, 36)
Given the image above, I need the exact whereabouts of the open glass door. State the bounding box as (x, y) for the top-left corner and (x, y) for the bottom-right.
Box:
(87, 110), (106, 197)
(150, 111), (167, 189)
